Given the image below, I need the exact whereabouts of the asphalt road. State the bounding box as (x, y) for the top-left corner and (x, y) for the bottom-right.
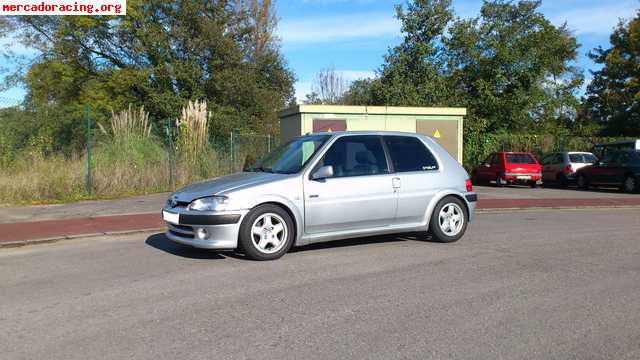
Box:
(1, 209), (640, 360)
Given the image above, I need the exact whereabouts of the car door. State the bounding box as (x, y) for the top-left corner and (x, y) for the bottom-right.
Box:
(540, 154), (554, 181)
(477, 153), (497, 181)
(593, 152), (619, 184)
(383, 135), (441, 225)
(303, 135), (397, 234)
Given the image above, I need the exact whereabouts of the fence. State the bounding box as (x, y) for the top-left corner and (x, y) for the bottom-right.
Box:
(0, 98), (632, 204)
(0, 100), (279, 203)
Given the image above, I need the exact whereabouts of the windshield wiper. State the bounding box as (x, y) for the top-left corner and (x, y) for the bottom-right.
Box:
(247, 166), (274, 173)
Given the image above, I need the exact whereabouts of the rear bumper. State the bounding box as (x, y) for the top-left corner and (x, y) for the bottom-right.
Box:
(503, 173), (542, 182)
(464, 192), (477, 222)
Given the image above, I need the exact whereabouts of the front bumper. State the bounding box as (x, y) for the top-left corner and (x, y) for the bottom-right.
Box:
(163, 208), (248, 249)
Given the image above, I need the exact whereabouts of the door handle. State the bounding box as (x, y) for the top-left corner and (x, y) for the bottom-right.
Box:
(392, 177), (401, 189)
(309, 194), (319, 198)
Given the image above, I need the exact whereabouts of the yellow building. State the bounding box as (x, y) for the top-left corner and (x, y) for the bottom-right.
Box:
(278, 105), (466, 163)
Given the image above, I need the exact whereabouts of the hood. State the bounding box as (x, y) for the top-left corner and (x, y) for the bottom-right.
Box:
(172, 172), (285, 202)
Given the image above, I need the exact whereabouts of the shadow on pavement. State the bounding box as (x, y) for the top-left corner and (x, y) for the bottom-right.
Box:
(290, 232), (429, 253)
(145, 233), (227, 260)
(145, 232), (434, 260)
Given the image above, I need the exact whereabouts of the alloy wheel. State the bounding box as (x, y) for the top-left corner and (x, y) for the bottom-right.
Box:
(251, 213), (288, 254)
(438, 203), (464, 237)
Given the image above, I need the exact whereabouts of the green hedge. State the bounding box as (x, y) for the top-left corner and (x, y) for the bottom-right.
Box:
(464, 133), (622, 168)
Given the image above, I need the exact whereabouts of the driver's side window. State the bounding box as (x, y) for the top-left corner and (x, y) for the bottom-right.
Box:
(316, 136), (389, 178)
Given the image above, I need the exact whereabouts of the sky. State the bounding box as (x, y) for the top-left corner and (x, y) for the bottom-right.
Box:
(0, 0), (637, 103)
(276, 0), (638, 101)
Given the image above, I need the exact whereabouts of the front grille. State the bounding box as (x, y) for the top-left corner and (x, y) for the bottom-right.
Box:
(169, 229), (194, 239)
(168, 223), (194, 239)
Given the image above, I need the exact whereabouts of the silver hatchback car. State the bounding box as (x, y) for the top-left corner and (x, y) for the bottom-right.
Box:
(163, 131), (477, 260)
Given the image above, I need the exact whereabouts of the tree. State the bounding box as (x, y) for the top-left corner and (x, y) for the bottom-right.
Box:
(369, 0), (454, 107)
(1, 0), (294, 152)
(308, 66), (349, 105)
(584, 11), (640, 136)
(347, 0), (583, 132)
(446, 0), (582, 134)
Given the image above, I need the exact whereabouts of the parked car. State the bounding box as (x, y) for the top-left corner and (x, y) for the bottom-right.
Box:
(162, 131), (477, 260)
(575, 150), (640, 193)
(592, 139), (640, 159)
(472, 152), (542, 187)
(540, 152), (597, 187)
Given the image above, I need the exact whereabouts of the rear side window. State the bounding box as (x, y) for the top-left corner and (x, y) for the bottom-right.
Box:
(383, 136), (439, 172)
(569, 153), (597, 163)
(506, 153), (536, 164)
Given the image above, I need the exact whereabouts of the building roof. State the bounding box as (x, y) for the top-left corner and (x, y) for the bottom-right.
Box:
(278, 105), (467, 118)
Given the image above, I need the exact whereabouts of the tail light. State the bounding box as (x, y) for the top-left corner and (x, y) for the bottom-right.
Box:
(565, 164), (574, 173)
(466, 178), (473, 192)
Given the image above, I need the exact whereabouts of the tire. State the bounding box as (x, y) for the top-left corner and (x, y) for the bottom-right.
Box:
(529, 181), (538, 188)
(577, 173), (589, 190)
(428, 196), (469, 243)
(494, 173), (503, 187)
(623, 175), (638, 193)
(238, 204), (294, 261)
(558, 173), (568, 188)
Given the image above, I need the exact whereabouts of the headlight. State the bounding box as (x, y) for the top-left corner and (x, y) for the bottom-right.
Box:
(187, 196), (229, 212)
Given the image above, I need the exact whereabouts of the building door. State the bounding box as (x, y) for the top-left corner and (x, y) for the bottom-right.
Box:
(313, 119), (347, 133)
(416, 119), (460, 161)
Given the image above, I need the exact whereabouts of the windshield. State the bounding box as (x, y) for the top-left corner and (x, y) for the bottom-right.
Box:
(506, 153), (537, 164)
(246, 135), (331, 174)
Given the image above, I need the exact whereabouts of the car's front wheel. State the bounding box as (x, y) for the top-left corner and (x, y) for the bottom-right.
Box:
(238, 204), (294, 261)
(428, 196), (468, 243)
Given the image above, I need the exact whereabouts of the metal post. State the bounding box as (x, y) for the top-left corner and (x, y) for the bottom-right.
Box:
(165, 119), (175, 190)
(267, 134), (271, 153)
(230, 128), (236, 172)
(86, 106), (93, 195)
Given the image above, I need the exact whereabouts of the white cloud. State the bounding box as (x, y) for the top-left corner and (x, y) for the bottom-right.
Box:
(277, 12), (400, 43)
(549, 1), (637, 35)
(341, 70), (376, 81)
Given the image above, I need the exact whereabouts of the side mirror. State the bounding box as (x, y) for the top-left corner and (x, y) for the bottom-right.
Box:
(483, 163), (491, 168)
(311, 165), (334, 180)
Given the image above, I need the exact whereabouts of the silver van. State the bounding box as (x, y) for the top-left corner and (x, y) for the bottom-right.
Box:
(163, 131), (477, 260)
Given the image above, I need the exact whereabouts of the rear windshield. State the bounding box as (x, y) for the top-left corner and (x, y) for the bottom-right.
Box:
(569, 153), (597, 163)
(506, 153), (536, 164)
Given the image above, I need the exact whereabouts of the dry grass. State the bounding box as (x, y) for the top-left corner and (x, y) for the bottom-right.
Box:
(0, 101), (234, 205)
(110, 105), (152, 139)
(176, 100), (209, 165)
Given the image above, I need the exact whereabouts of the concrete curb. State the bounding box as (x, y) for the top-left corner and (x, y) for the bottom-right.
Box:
(0, 227), (164, 249)
(476, 205), (640, 213)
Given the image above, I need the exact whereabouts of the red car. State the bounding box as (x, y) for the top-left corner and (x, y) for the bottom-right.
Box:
(472, 152), (542, 187)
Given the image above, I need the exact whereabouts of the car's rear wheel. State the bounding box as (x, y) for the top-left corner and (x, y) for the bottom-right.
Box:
(238, 204), (294, 261)
(623, 175), (638, 193)
(577, 173), (589, 190)
(428, 196), (468, 243)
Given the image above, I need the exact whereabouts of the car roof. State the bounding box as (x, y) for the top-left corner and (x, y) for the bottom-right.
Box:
(498, 151), (533, 154)
(305, 130), (425, 137)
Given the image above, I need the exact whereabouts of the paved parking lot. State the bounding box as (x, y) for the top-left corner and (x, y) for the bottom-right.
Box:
(2, 208), (639, 359)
